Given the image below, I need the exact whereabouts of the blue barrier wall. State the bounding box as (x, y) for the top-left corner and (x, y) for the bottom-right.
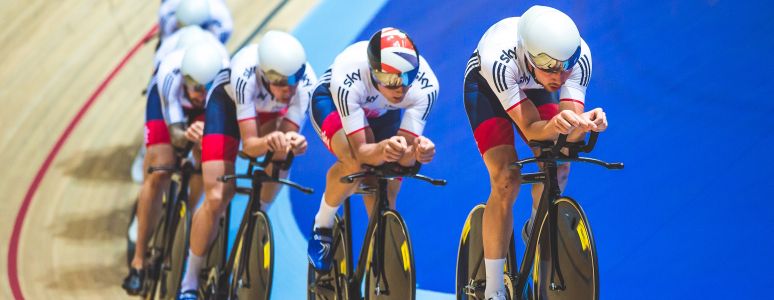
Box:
(288, 0), (774, 298)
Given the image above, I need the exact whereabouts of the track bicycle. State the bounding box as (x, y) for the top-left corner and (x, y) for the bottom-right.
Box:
(142, 144), (197, 300)
(456, 132), (623, 300)
(308, 163), (446, 300)
(200, 151), (313, 299)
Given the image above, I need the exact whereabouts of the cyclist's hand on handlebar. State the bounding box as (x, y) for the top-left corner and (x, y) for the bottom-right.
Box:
(286, 131), (308, 155)
(265, 131), (290, 153)
(380, 136), (408, 162)
(414, 136), (435, 164)
(551, 110), (594, 135)
(582, 108), (608, 132)
(185, 121), (205, 142)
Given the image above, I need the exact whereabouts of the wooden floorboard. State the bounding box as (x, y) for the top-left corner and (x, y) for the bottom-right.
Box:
(0, 0), (317, 298)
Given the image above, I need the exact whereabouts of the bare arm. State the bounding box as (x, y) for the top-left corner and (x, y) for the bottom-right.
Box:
(239, 119), (286, 157)
(506, 100), (557, 141)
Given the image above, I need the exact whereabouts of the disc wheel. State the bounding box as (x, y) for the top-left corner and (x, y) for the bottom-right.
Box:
(456, 204), (516, 300)
(228, 211), (274, 300)
(364, 210), (415, 300)
(532, 197), (598, 300)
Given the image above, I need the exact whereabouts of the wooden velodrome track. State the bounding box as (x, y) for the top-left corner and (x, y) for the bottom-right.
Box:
(0, 0), (318, 298)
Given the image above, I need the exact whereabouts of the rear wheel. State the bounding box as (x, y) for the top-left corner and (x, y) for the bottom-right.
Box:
(456, 204), (516, 300)
(307, 218), (350, 300)
(229, 211), (274, 300)
(532, 197), (598, 300)
(365, 210), (415, 300)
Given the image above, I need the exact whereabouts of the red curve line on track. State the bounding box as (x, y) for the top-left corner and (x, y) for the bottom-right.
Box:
(7, 25), (158, 300)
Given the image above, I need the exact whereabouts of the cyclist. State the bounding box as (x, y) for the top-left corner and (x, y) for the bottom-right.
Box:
(177, 30), (317, 300)
(122, 41), (228, 295)
(126, 25), (228, 259)
(306, 27), (439, 272)
(159, 0), (233, 44)
(463, 6), (608, 300)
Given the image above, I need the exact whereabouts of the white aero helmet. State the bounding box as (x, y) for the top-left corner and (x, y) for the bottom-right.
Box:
(518, 5), (581, 73)
(181, 43), (224, 85)
(175, 25), (207, 51)
(258, 30), (307, 85)
(176, 0), (210, 27)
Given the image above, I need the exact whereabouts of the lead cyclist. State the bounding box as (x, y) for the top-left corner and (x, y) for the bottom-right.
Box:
(462, 6), (608, 300)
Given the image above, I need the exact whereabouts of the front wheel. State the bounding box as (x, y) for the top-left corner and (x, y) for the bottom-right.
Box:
(456, 204), (516, 300)
(532, 197), (598, 300)
(365, 210), (415, 300)
(228, 211), (274, 300)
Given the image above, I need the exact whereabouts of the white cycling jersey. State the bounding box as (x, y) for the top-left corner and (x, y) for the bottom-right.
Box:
(154, 47), (229, 124)
(324, 41), (440, 137)
(469, 17), (592, 111)
(158, 0), (233, 43)
(225, 44), (318, 128)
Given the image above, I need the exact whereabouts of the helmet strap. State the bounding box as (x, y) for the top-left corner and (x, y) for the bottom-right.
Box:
(524, 55), (544, 86)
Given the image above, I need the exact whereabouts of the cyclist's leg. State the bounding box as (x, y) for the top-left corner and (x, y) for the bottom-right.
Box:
(132, 80), (176, 270)
(320, 119), (365, 221)
(464, 70), (520, 299)
(124, 80), (175, 294)
(180, 81), (239, 293)
(309, 83), (364, 225)
(133, 144), (176, 267)
(307, 82), (361, 271)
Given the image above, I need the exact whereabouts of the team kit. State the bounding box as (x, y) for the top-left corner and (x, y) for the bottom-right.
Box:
(123, 1), (611, 299)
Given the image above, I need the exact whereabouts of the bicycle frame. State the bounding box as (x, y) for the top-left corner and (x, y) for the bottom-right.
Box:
(338, 177), (392, 298)
(145, 144), (195, 298)
(511, 158), (564, 294)
(509, 133), (623, 298)
(213, 151), (313, 298)
(333, 164), (446, 298)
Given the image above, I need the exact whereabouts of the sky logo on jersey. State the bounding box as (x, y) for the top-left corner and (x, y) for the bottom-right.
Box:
(344, 69), (362, 87)
(415, 71), (433, 90)
(499, 47), (517, 63)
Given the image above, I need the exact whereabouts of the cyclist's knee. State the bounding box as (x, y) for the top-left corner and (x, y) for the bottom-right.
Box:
(145, 168), (171, 187)
(489, 166), (520, 202)
(202, 184), (233, 216)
